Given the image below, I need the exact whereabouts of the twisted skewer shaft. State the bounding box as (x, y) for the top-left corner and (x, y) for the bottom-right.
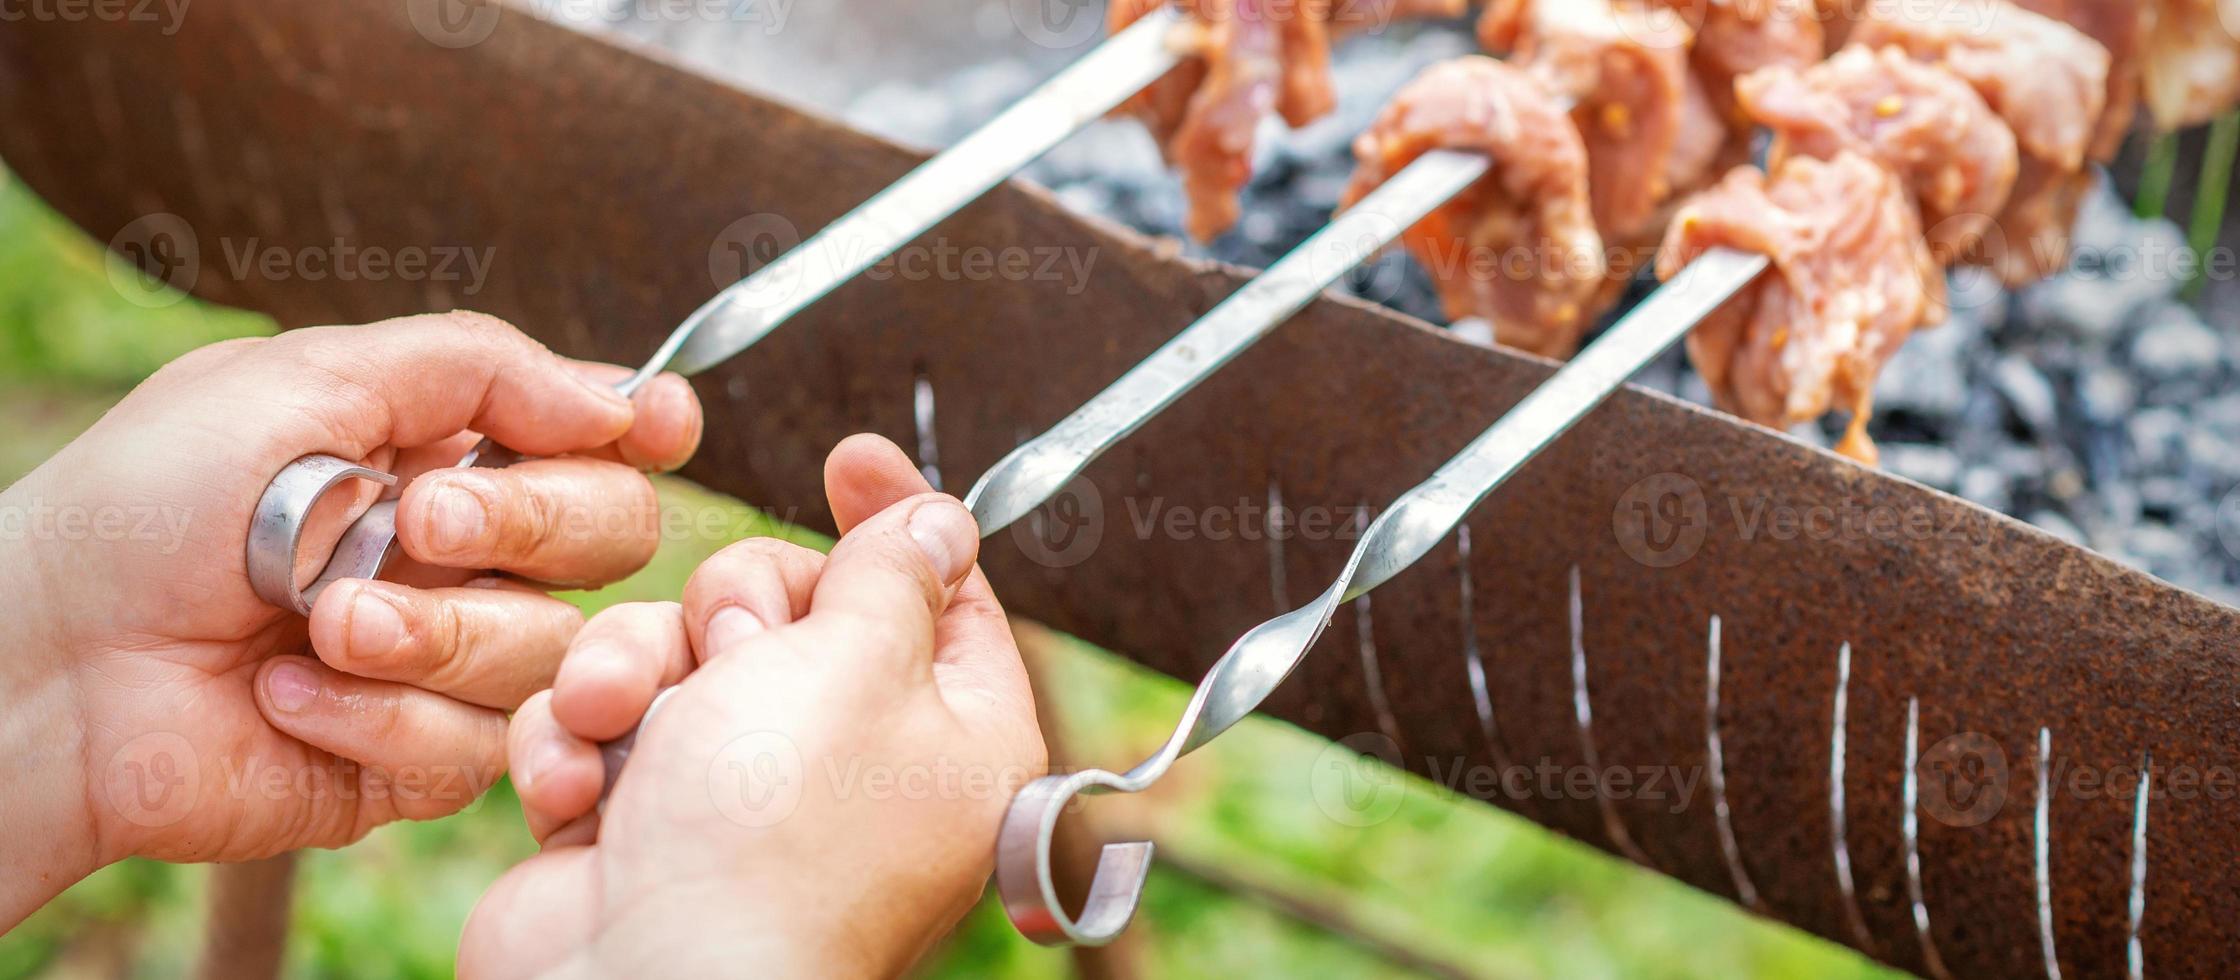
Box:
(995, 247), (1770, 947)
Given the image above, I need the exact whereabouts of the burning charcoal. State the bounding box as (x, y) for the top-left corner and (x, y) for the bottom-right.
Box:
(1876, 314), (1978, 418)
(2127, 408), (2189, 471)
(2128, 301), (2225, 377)
(1993, 355), (2061, 434)
(1881, 443), (1963, 491)
(2077, 365), (2138, 422)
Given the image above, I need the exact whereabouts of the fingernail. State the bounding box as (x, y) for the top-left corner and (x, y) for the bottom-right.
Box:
(348, 584), (406, 660)
(522, 739), (570, 794)
(704, 606), (765, 653)
(266, 662), (320, 713)
(907, 500), (978, 585)
(426, 479), (491, 557)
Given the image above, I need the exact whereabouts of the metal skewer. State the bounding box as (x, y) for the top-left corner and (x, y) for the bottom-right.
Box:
(993, 246), (1770, 947)
(965, 149), (1493, 535)
(247, 6), (1188, 615)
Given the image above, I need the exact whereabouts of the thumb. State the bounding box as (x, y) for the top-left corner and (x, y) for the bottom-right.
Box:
(799, 493), (979, 670)
(459, 848), (601, 979)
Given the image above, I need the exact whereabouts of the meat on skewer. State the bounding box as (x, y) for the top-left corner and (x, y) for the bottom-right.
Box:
(1657, 152), (1943, 464)
(2138, 0), (2240, 130)
(1340, 56), (1608, 357)
(1849, 0), (2111, 285)
(1111, 0), (1465, 242)
(1477, 0), (1697, 243)
(1739, 44), (2021, 261)
(2013, 0), (2143, 158)
(1646, 0), (1827, 134)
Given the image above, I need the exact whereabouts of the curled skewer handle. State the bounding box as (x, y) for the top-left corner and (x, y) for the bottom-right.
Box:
(243, 372), (662, 616)
(996, 768), (1159, 946)
(246, 441), (526, 615)
(246, 455), (400, 615)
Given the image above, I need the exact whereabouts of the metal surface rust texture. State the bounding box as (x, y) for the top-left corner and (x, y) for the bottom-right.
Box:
(4, 3), (2236, 975)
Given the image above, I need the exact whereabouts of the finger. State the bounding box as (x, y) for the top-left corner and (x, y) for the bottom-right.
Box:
(253, 311), (636, 458)
(509, 691), (603, 842)
(387, 431), (486, 487)
(460, 847), (600, 980)
(680, 538), (827, 662)
(394, 457), (660, 586)
(930, 567), (1041, 745)
(254, 656), (507, 822)
(308, 579), (582, 709)
(804, 493), (979, 669)
(565, 363), (704, 472)
(551, 602), (694, 741)
(825, 433), (936, 534)
(538, 815), (600, 850)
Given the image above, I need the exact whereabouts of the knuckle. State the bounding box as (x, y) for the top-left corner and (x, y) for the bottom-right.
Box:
(688, 537), (810, 596)
(867, 538), (942, 596)
(444, 310), (522, 344)
(362, 688), (417, 747)
(159, 335), (266, 379)
(487, 475), (574, 567)
(585, 600), (675, 637)
(606, 600), (679, 633)
(830, 609), (919, 657)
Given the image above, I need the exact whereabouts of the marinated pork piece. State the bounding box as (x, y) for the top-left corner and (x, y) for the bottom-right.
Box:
(1851, 0), (2111, 284)
(2139, 0), (2240, 130)
(1647, 0), (1827, 129)
(2014, 0), (2142, 159)
(1342, 57), (1608, 357)
(1112, 0), (1298, 242)
(1477, 0), (1697, 243)
(1657, 153), (1943, 464)
(1668, 66), (1734, 197)
(1739, 44), (2020, 261)
(1111, 0), (1464, 242)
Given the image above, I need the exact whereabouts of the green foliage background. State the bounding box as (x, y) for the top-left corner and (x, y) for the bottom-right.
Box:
(0, 169), (1892, 979)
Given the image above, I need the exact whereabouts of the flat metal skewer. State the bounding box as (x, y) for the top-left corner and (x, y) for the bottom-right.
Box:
(965, 149), (1494, 535)
(993, 246), (1771, 947)
(658, 4), (1189, 380)
(248, 5), (1188, 615)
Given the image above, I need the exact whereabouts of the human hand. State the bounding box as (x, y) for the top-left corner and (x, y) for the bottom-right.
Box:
(0, 312), (702, 926)
(458, 435), (1047, 979)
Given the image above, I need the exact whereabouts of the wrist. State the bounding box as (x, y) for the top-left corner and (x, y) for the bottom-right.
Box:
(573, 879), (866, 979)
(0, 486), (99, 929)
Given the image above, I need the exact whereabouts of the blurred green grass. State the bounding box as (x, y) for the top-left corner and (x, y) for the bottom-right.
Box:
(0, 167), (1891, 979)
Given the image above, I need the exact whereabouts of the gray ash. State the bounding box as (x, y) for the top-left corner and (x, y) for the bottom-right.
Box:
(847, 28), (2240, 606)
